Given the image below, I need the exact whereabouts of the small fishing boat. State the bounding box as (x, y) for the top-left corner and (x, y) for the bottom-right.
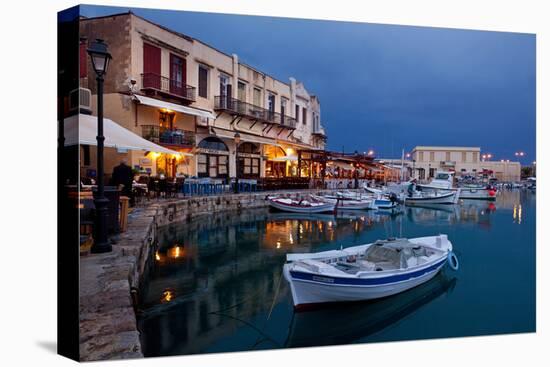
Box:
(269, 196), (335, 214)
(369, 195), (400, 210)
(313, 194), (373, 210)
(404, 190), (459, 205)
(283, 235), (458, 307)
(459, 185), (497, 200)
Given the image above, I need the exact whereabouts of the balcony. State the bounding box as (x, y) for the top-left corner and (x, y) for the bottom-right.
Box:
(214, 96), (296, 129)
(141, 73), (196, 102)
(312, 126), (326, 137)
(141, 125), (196, 148)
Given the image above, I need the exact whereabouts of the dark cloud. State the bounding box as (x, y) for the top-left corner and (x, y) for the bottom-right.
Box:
(81, 5), (536, 163)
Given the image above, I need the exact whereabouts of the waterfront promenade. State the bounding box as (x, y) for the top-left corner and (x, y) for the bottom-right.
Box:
(78, 188), (348, 360)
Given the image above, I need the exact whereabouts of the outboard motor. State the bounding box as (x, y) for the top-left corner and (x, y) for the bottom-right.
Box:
(389, 192), (399, 204)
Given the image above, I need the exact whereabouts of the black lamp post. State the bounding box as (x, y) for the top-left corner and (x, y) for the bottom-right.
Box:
(88, 39), (112, 253)
(234, 132), (241, 193)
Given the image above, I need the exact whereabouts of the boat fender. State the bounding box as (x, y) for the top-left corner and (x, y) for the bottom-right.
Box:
(447, 251), (459, 271)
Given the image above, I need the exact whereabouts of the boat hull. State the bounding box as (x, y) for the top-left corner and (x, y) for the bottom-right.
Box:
(269, 199), (335, 213)
(405, 192), (457, 205)
(459, 188), (497, 201)
(284, 259), (447, 306)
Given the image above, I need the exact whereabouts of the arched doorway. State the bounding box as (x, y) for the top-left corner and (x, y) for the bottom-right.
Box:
(196, 137), (229, 178)
(237, 142), (261, 178)
(264, 145), (288, 177)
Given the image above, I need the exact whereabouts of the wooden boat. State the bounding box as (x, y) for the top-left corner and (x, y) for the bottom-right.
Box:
(312, 194), (373, 210)
(283, 235), (458, 307)
(404, 190), (459, 205)
(269, 196), (336, 214)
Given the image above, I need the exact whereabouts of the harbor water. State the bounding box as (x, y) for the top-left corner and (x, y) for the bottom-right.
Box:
(137, 189), (535, 357)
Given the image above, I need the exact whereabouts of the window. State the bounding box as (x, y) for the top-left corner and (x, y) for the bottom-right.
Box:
(169, 54), (185, 95)
(267, 94), (275, 111)
(302, 107), (307, 125)
(430, 151), (435, 161)
(198, 154), (207, 175)
(79, 41), (87, 78)
(419, 152), (424, 162)
(198, 66), (208, 98)
(473, 152), (479, 163)
(446, 152), (451, 161)
(429, 168), (436, 178)
(198, 137), (228, 151)
(82, 145), (90, 166)
(253, 88), (261, 106)
(462, 151), (467, 162)
(238, 81), (246, 101)
(295, 105), (300, 123)
(281, 98), (288, 115)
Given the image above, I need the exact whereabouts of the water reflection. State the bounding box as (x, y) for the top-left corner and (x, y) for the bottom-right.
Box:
(286, 274), (457, 348)
(138, 189), (535, 357)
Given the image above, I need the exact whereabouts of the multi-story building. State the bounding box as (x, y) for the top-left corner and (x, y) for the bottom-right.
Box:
(78, 11), (326, 180)
(410, 146), (521, 181)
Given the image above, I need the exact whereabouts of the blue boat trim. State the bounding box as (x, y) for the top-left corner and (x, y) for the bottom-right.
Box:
(290, 258), (447, 286)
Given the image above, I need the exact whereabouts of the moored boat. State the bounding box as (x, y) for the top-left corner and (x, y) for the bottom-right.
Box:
(313, 194), (373, 210)
(283, 234), (458, 307)
(459, 185), (497, 200)
(404, 190), (459, 205)
(269, 196), (335, 214)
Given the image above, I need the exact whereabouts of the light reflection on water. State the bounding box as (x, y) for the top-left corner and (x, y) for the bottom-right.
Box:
(137, 189), (535, 357)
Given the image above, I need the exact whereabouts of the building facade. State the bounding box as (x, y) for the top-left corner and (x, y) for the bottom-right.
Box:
(79, 12), (326, 180)
(410, 146), (521, 182)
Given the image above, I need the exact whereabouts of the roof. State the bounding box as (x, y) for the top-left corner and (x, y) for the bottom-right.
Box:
(412, 146), (481, 152)
(80, 10), (296, 88)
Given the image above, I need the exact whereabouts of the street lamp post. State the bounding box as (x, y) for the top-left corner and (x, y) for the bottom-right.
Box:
(234, 132), (241, 193)
(88, 39), (112, 254)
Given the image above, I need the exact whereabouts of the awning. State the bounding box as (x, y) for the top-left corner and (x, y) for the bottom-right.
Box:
(134, 94), (216, 120)
(269, 156), (298, 162)
(211, 127), (283, 147)
(276, 140), (322, 150)
(63, 114), (193, 156)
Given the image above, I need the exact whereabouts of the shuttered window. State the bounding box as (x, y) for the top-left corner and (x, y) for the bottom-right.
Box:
(79, 42), (87, 78)
(295, 105), (300, 123)
(198, 66), (208, 98)
(302, 107), (307, 125)
(143, 43), (161, 75)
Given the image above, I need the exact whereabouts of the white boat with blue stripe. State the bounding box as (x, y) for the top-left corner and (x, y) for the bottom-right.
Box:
(283, 235), (458, 308)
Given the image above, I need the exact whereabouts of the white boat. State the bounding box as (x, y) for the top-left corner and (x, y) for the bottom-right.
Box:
(269, 197), (335, 214)
(283, 235), (458, 307)
(459, 185), (497, 200)
(404, 190), (459, 205)
(418, 171), (454, 190)
(312, 194), (373, 210)
(370, 197), (399, 210)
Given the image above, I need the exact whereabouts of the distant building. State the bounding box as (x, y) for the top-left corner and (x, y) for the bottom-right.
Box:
(410, 146), (521, 182)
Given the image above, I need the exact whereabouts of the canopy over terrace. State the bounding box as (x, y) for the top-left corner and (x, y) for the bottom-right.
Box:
(297, 150), (379, 179)
(64, 113), (192, 157)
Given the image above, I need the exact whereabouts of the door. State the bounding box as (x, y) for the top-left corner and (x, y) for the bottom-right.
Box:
(169, 54), (186, 97)
(143, 43), (161, 89)
(267, 94), (275, 121)
(219, 75), (231, 108)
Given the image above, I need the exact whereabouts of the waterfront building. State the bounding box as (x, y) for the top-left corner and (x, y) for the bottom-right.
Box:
(410, 146), (521, 182)
(78, 11), (326, 182)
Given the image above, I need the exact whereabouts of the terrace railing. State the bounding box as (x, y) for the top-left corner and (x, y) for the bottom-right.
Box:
(141, 73), (196, 101)
(214, 96), (296, 129)
(141, 125), (196, 148)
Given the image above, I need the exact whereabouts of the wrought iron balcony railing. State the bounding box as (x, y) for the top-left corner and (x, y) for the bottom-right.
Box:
(141, 73), (196, 101)
(141, 125), (196, 148)
(214, 96), (296, 129)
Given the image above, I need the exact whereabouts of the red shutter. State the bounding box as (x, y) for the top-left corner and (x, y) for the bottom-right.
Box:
(143, 43), (161, 90)
(143, 43), (161, 74)
(79, 42), (87, 78)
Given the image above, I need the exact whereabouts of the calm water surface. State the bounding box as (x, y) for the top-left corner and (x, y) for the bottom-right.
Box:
(137, 189), (536, 357)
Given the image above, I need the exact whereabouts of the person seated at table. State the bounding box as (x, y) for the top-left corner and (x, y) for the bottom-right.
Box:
(111, 159), (134, 206)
